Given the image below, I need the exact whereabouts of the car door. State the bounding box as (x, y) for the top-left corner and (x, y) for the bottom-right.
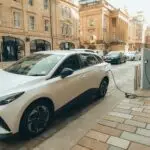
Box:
(47, 54), (89, 109)
(78, 53), (104, 93)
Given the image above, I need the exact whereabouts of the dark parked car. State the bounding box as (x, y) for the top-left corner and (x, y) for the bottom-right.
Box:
(104, 51), (126, 64)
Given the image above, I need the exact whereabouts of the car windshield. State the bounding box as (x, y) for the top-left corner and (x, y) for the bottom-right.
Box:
(4, 53), (64, 76)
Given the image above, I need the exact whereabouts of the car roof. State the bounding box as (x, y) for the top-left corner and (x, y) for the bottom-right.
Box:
(34, 50), (96, 56)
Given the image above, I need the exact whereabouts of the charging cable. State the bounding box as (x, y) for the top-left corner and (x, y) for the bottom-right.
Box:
(109, 69), (150, 99)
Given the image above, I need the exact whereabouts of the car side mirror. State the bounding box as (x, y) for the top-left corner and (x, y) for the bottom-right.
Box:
(60, 68), (74, 78)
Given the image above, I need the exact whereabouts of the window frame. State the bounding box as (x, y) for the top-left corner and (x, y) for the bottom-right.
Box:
(28, 15), (35, 31)
(44, 19), (49, 32)
(51, 54), (81, 78)
(44, 0), (49, 9)
(13, 11), (21, 28)
(28, 0), (33, 6)
(79, 53), (100, 68)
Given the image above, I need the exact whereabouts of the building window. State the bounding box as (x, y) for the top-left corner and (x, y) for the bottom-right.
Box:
(112, 18), (116, 27)
(29, 16), (35, 30)
(68, 8), (71, 18)
(28, 0), (33, 6)
(44, 0), (48, 9)
(61, 23), (72, 36)
(103, 15), (107, 32)
(13, 11), (21, 28)
(44, 20), (49, 31)
(88, 19), (95, 27)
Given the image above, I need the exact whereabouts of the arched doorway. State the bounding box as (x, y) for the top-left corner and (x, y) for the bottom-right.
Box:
(60, 42), (75, 50)
(2, 36), (25, 61)
(30, 39), (51, 53)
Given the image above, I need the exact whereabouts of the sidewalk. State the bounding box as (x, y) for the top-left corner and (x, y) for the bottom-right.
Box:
(71, 98), (150, 150)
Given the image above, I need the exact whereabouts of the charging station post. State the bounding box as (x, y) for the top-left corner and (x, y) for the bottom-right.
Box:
(141, 48), (150, 89)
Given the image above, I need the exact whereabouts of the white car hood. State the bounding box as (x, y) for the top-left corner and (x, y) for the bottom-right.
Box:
(0, 69), (43, 96)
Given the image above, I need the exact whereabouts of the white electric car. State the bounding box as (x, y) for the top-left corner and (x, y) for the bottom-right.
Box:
(0, 50), (110, 138)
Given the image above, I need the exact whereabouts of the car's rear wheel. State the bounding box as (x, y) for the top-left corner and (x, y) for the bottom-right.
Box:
(19, 100), (54, 139)
(97, 78), (109, 98)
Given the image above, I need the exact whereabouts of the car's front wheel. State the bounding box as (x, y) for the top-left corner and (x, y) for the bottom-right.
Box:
(19, 100), (54, 138)
(97, 78), (109, 98)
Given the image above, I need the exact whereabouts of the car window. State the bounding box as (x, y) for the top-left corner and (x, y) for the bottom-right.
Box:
(94, 55), (103, 63)
(52, 55), (80, 78)
(79, 54), (99, 68)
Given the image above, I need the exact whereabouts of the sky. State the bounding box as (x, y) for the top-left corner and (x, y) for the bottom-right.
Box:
(108, 0), (150, 23)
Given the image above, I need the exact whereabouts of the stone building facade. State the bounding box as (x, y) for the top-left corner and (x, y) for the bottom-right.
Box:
(128, 12), (146, 51)
(79, 0), (129, 51)
(145, 26), (150, 48)
(0, 0), (79, 61)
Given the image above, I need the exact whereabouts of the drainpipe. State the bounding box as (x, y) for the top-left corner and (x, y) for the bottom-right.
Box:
(49, 0), (54, 50)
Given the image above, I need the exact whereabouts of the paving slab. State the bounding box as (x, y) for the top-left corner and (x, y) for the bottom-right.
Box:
(104, 115), (125, 123)
(108, 146), (124, 150)
(78, 137), (109, 150)
(117, 124), (136, 133)
(86, 130), (109, 142)
(116, 105), (131, 110)
(108, 112), (133, 119)
(133, 116), (150, 124)
(72, 145), (90, 150)
(128, 142), (150, 150)
(132, 108), (143, 112)
(146, 124), (150, 130)
(131, 111), (150, 118)
(143, 109), (150, 113)
(121, 131), (150, 146)
(93, 124), (122, 137)
(124, 119), (146, 128)
(107, 136), (130, 149)
(136, 128), (150, 137)
(113, 108), (131, 114)
(98, 119), (118, 128)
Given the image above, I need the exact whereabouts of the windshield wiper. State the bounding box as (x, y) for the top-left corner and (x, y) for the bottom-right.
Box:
(29, 74), (45, 76)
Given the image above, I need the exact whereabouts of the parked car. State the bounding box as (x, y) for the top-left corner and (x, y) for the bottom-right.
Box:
(125, 51), (141, 61)
(0, 50), (110, 138)
(104, 51), (126, 64)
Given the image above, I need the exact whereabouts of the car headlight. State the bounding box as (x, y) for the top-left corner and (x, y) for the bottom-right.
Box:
(0, 92), (24, 105)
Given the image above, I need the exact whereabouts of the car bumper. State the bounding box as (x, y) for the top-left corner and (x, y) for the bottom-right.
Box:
(0, 127), (12, 139)
(0, 116), (13, 138)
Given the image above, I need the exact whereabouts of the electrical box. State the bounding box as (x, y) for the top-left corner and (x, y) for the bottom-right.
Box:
(141, 48), (150, 89)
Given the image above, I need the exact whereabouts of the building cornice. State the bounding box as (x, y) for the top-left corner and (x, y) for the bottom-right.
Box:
(11, 6), (22, 11)
(57, 0), (79, 8)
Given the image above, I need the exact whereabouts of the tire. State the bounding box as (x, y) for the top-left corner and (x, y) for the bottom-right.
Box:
(97, 79), (109, 98)
(19, 100), (54, 139)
